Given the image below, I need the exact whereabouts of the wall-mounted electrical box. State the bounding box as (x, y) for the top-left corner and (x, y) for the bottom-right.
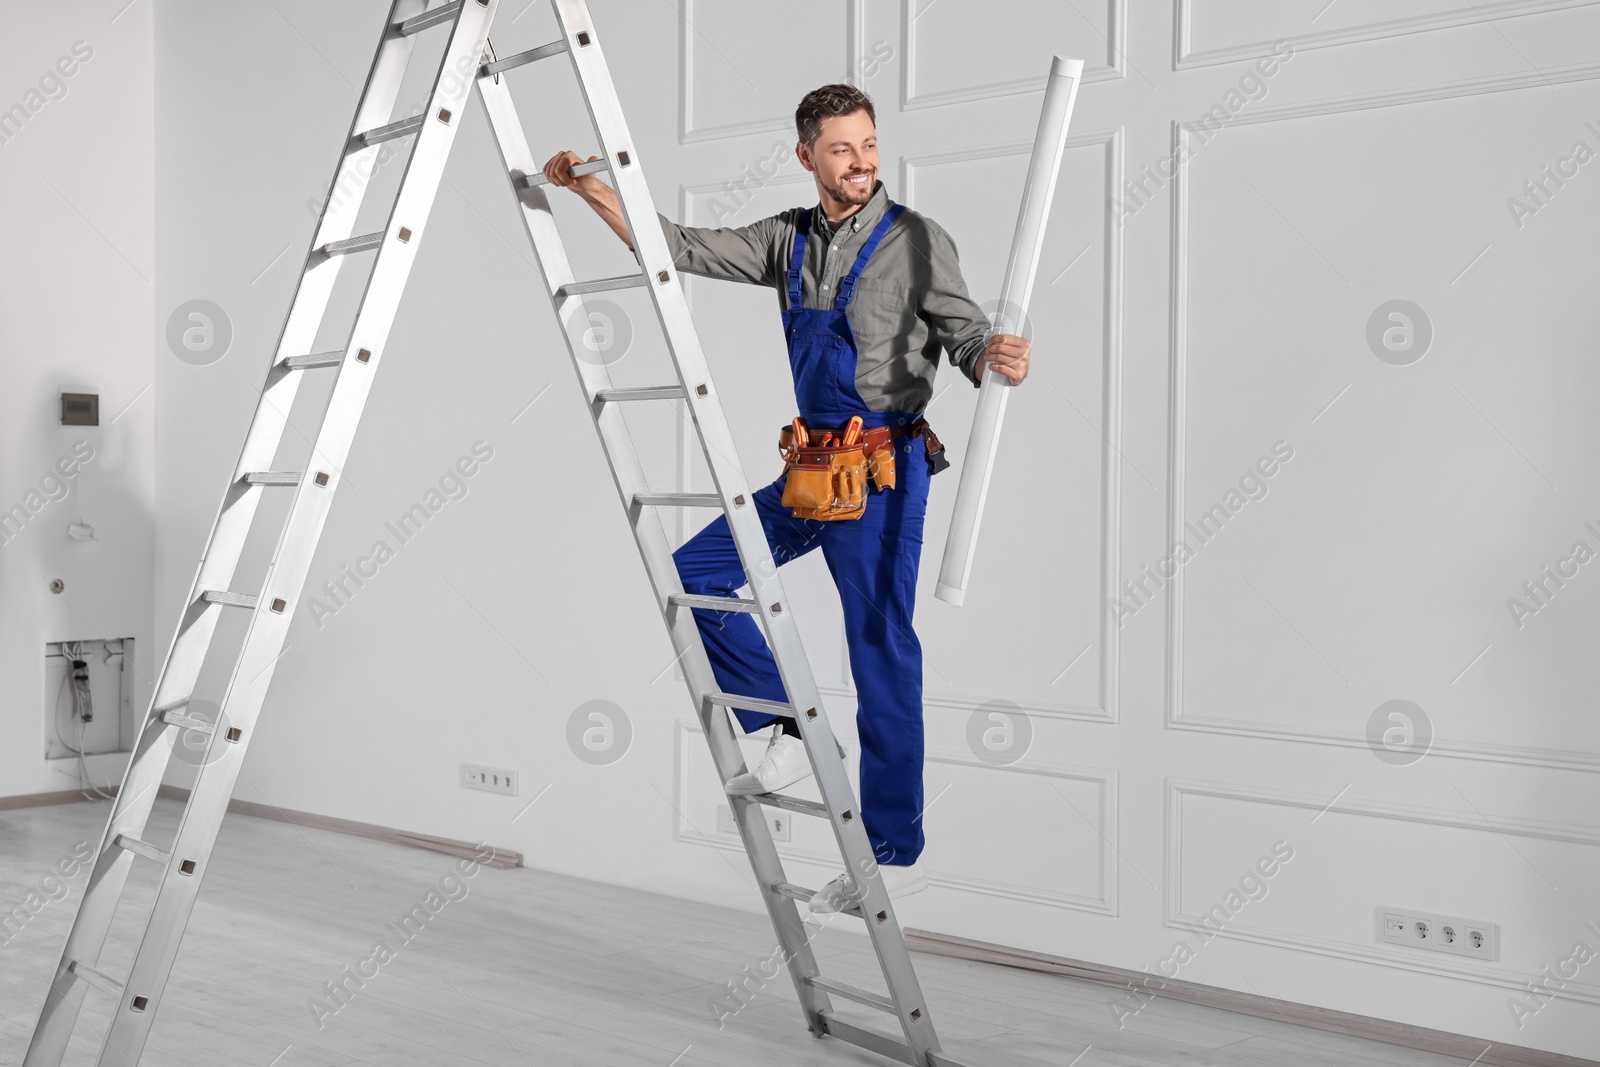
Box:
(45, 638), (136, 760)
(60, 393), (99, 426)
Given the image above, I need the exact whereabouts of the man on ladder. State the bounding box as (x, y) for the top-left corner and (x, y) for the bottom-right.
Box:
(543, 83), (1030, 911)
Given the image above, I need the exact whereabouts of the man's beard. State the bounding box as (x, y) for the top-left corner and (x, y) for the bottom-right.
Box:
(824, 171), (875, 207)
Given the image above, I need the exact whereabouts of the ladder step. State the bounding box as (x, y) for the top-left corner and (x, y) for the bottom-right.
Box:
(352, 113), (426, 150)
(554, 273), (647, 299)
(318, 231), (385, 257)
(669, 593), (759, 614)
(753, 792), (829, 819)
(635, 492), (723, 508)
(67, 960), (125, 999)
(594, 385), (686, 403)
(394, 0), (462, 36)
(113, 833), (170, 865)
(482, 38), (568, 76)
(520, 157), (610, 188)
(152, 695), (191, 716)
(156, 705), (214, 734)
(773, 881), (862, 918)
(819, 1014), (929, 1065)
(200, 590), (258, 609)
(809, 975), (898, 1015)
(705, 691), (796, 719)
(282, 350), (346, 370)
(243, 471), (302, 487)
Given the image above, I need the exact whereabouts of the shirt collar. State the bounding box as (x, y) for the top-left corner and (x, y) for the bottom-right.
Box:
(815, 179), (889, 239)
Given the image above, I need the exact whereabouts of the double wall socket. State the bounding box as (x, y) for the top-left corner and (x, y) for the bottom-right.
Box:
(460, 764), (518, 796)
(1377, 906), (1499, 962)
(717, 803), (791, 843)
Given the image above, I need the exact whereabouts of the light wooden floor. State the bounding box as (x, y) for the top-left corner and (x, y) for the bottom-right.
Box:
(1, 799), (1472, 1067)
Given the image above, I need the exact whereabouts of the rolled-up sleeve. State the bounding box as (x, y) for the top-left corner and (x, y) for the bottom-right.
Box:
(657, 211), (782, 287)
(917, 222), (990, 386)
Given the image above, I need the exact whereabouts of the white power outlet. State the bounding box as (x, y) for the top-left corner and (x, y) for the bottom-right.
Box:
(1377, 906), (1498, 961)
(716, 803), (791, 842)
(460, 764), (518, 796)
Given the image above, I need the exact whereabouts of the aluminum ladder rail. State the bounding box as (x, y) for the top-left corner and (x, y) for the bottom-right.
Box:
(474, 2), (967, 1063)
(23, 2), (499, 1063)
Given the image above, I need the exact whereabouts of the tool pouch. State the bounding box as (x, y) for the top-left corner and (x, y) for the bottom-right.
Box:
(780, 439), (869, 520)
(776, 415), (941, 520)
(867, 443), (896, 491)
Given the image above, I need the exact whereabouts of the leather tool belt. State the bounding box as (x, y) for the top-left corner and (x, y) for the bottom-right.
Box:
(778, 416), (946, 521)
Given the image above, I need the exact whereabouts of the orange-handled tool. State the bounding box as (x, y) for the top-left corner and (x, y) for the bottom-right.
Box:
(792, 416), (809, 448)
(842, 415), (863, 446)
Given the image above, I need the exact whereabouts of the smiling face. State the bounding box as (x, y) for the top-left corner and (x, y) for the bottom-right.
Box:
(798, 109), (879, 216)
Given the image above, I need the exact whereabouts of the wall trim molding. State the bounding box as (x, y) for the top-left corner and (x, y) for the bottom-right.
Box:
(1163, 61), (1600, 772)
(1167, 778), (1600, 1004)
(905, 928), (1600, 1067)
(680, 0), (865, 143)
(0, 785), (523, 868)
(1174, 0), (1600, 71)
(160, 785), (524, 869)
(901, 0), (1125, 111)
(1168, 714), (1600, 773)
(0, 788), (112, 812)
(821, 684), (1115, 725)
(1176, 58), (1600, 133)
(902, 127), (1125, 726)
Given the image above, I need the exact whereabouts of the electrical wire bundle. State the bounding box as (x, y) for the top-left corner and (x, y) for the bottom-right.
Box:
(52, 640), (116, 801)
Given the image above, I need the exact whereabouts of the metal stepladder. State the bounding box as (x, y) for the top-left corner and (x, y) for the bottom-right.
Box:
(26, 2), (969, 1064)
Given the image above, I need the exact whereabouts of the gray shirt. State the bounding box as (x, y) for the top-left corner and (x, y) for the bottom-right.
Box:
(656, 180), (988, 414)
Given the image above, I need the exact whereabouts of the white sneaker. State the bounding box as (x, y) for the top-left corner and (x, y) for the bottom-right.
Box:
(725, 729), (813, 796)
(809, 860), (929, 915)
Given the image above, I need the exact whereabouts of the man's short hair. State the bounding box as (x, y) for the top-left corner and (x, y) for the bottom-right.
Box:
(795, 84), (876, 149)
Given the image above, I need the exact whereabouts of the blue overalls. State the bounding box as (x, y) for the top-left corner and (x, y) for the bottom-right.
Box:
(672, 203), (930, 866)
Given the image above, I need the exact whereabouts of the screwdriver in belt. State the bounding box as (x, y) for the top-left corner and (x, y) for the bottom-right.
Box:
(841, 415), (863, 447)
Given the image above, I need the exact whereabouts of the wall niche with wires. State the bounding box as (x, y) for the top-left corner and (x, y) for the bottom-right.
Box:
(46, 639), (137, 761)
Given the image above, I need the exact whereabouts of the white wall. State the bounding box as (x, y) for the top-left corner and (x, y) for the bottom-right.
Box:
(0, 3), (155, 798)
(150, 0), (1600, 1060)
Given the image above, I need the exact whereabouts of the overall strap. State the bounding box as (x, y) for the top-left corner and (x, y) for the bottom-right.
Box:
(834, 203), (907, 311)
(785, 207), (811, 309)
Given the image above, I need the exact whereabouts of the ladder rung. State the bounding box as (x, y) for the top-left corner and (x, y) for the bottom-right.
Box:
(394, 0), (462, 36)
(282, 350), (346, 370)
(200, 590), (258, 609)
(754, 792), (829, 819)
(67, 960), (125, 999)
(152, 695), (191, 716)
(318, 231), (385, 257)
(243, 471), (302, 487)
(635, 492), (722, 508)
(773, 881), (862, 917)
(554, 273), (647, 299)
(669, 593), (759, 614)
(706, 691), (795, 719)
(157, 706), (214, 734)
(821, 1014), (926, 1064)
(482, 38), (568, 75)
(520, 158), (610, 188)
(594, 385), (686, 403)
(809, 975), (898, 1015)
(113, 833), (170, 865)
(352, 113), (426, 149)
